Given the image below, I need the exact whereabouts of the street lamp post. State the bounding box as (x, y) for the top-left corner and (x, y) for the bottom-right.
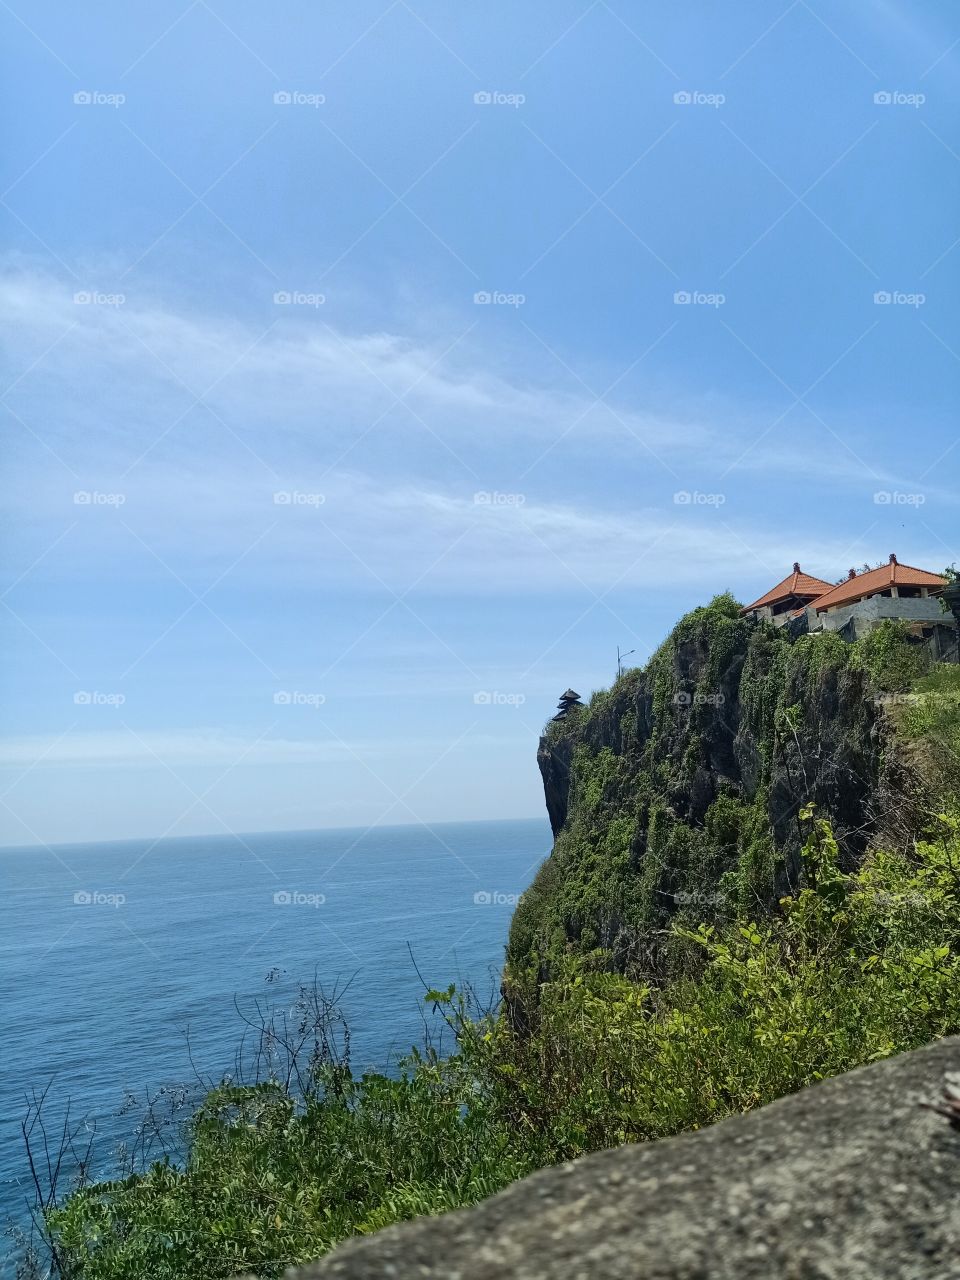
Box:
(617, 646), (635, 681)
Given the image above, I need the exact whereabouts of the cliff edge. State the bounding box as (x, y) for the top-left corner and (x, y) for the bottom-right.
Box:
(509, 594), (927, 983)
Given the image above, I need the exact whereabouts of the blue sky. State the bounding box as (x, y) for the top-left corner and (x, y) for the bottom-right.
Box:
(1, 0), (958, 845)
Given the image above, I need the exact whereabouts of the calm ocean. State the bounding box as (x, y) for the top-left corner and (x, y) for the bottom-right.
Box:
(0, 817), (550, 1255)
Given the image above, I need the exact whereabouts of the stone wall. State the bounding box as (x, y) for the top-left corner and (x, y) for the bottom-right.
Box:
(820, 594), (949, 633)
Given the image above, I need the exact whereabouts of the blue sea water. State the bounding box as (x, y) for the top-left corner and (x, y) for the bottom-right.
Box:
(0, 817), (550, 1257)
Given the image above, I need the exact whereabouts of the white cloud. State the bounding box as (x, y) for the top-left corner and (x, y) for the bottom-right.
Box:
(2, 265), (949, 600)
(0, 266), (712, 470)
(4, 457), (912, 595)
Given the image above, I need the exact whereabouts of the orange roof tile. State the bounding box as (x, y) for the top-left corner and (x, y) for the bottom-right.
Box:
(741, 563), (835, 614)
(814, 555), (946, 612)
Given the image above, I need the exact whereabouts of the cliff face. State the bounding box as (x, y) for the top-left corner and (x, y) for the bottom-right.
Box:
(510, 595), (919, 982)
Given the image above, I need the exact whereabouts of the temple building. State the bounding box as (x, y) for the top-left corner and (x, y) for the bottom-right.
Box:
(813, 555), (946, 619)
(742, 555), (956, 661)
(552, 688), (583, 721)
(740, 562), (834, 624)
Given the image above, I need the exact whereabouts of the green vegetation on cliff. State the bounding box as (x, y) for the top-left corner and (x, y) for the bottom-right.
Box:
(483, 809), (960, 1159)
(514, 598), (948, 985)
(24, 607), (960, 1280)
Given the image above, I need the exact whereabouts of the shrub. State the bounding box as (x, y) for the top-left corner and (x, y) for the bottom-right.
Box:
(851, 619), (931, 690)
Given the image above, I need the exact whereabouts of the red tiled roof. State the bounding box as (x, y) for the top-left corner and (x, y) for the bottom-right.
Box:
(741, 563), (834, 614)
(814, 556), (946, 612)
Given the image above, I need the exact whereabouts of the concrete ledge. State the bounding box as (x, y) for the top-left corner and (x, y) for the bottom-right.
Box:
(820, 596), (952, 632)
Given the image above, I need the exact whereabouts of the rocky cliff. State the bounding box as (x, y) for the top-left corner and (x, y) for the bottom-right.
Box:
(508, 595), (926, 983)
